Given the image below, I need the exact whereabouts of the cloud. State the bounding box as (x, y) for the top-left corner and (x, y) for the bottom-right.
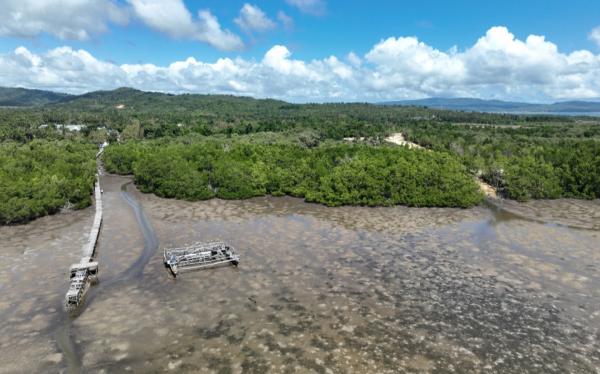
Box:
(196, 10), (244, 51)
(277, 11), (294, 30)
(127, 0), (195, 38)
(0, 0), (128, 40)
(1, 46), (126, 92)
(2, 26), (600, 102)
(127, 0), (243, 51)
(346, 52), (362, 67)
(286, 0), (326, 16)
(364, 26), (600, 100)
(0, 0), (243, 51)
(590, 26), (600, 48)
(235, 4), (276, 33)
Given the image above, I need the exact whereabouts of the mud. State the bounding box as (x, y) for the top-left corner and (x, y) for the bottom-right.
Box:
(0, 177), (598, 373)
(490, 198), (600, 230)
(0, 206), (93, 373)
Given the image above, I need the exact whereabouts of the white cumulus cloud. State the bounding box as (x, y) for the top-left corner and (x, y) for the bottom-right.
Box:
(0, 0), (244, 51)
(0, 0), (128, 40)
(1, 27), (600, 102)
(235, 4), (276, 33)
(127, 0), (243, 51)
(1, 46), (126, 92)
(127, 0), (195, 38)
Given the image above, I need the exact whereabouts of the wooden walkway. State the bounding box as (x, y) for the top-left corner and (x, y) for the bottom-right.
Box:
(64, 145), (105, 311)
(81, 180), (102, 259)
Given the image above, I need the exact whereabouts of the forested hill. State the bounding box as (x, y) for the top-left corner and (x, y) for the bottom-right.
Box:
(1, 86), (589, 142)
(4, 86), (600, 114)
(0, 87), (72, 107)
(382, 98), (600, 114)
(51, 87), (289, 114)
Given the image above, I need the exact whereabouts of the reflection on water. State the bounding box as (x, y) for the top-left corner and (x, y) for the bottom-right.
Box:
(0, 180), (599, 373)
(486, 198), (600, 231)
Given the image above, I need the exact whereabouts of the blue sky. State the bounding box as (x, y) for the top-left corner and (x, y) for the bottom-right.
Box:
(1, 0), (600, 102)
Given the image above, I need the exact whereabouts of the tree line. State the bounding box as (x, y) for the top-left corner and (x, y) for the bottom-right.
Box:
(103, 137), (483, 208)
(403, 123), (600, 201)
(0, 140), (96, 224)
(1, 89), (599, 224)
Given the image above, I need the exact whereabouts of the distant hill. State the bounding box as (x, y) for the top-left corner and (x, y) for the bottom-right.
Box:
(54, 87), (288, 113)
(381, 98), (600, 114)
(0, 87), (72, 107)
(3, 86), (600, 115)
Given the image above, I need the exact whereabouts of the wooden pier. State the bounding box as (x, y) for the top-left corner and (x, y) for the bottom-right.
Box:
(65, 145), (106, 311)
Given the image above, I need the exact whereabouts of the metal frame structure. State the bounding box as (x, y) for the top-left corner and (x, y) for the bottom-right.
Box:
(163, 241), (239, 276)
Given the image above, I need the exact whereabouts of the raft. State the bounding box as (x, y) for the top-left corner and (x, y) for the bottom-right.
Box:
(163, 241), (239, 276)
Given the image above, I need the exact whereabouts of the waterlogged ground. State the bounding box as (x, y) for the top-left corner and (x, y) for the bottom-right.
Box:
(0, 207), (93, 372)
(0, 176), (599, 373)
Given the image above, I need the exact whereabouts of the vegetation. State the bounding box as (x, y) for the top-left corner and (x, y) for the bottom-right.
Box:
(0, 140), (96, 224)
(403, 123), (600, 201)
(103, 136), (483, 208)
(3, 87), (589, 143)
(1, 87), (599, 224)
(0, 87), (71, 107)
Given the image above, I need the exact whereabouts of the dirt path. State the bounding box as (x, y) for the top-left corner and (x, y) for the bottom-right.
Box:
(476, 179), (498, 199)
(385, 132), (424, 149)
(386, 133), (499, 198)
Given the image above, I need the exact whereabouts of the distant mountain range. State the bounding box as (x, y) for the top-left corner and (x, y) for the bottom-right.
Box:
(0, 87), (72, 106)
(0, 87), (286, 113)
(2, 87), (600, 115)
(381, 98), (600, 114)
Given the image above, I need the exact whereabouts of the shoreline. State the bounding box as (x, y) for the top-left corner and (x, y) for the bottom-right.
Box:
(2, 172), (599, 229)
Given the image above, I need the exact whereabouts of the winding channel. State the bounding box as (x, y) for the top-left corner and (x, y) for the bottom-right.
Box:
(55, 181), (159, 373)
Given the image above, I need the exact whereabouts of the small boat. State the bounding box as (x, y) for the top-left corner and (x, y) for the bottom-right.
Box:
(163, 241), (239, 276)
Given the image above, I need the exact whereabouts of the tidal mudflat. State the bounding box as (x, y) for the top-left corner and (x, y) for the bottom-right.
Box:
(0, 178), (599, 373)
(0, 205), (93, 372)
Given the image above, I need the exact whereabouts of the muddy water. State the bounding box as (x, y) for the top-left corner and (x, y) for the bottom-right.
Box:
(0, 177), (599, 373)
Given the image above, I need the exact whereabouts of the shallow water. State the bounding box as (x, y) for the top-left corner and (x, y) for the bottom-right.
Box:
(0, 176), (598, 373)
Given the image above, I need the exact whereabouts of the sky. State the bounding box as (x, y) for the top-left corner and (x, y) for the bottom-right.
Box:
(0, 0), (599, 103)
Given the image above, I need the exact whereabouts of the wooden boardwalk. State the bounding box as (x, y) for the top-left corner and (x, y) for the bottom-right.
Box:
(65, 145), (105, 311)
(81, 181), (102, 259)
